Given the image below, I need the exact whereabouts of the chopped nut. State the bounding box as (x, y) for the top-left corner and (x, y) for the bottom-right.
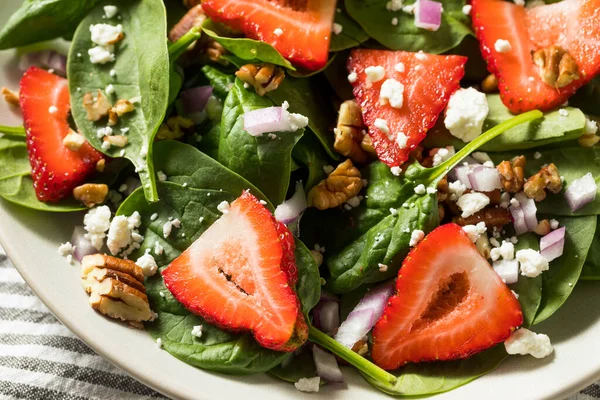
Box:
(497, 156), (526, 193)
(73, 184), (109, 208)
(112, 99), (135, 116)
(104, 135), (128, 147)
(438, 204), (445, 221)
(452, 207), (511, 228)
(307, 159), (363, 210)
(1, 87), (19, 107)
(156, 115), (195, 140)
(524, 163), (562, 202)
(108, 109), (118, 126)
(481, 74), (498, 93)
(63, 129), (86, 151)
(578, 133), (600, 148)
(334, 100), (370, 164)
(437, 176), (449, 203)
(86, 266), (146, 294)
(532, 46), (579, 88)
(96, 159), (106, 172)
(533, 219), (551, 236)
(360, 134), (376, 155)
(82, 254), (145, 283)
(236, 63), (285, 96)
(83, 90), (112, 121)
(205, 40), (227, 63)
(352, 339), (369, 356)
(168, 5), (206, 42)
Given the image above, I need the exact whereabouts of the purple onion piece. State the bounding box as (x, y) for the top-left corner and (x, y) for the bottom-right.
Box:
(414, 0), (442, 31)
(71, 226), (97, 262)
(179, 85), (213, 115)
(312, 345), (344, 383)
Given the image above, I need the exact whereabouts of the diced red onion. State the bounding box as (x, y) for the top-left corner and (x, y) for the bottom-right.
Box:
(467, 165), (502, 192)
(492, 259), (519, 284)
(19, 50), (67, 76)
(565, 172), (597, 211)
(312, 346), (344, 383)
(414, 0), (443, 31)
(514, 192), (538, 231)
(320, 290), (340, 303)
(449, 165), (472, 189)
(179, 86), (213, 124)
(334, 283), (394, 348)
(243, 107), (289, 136)
(274, 182), (307, 225)
(540, 226), (565, 262)
(318, 301), (340, 335)
(509, 204), (529, 236)
(71, 226), (97, 262)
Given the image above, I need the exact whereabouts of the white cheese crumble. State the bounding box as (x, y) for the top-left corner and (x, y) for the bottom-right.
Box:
(273, 28), (283, 36)
(380, 78), (404, 109)
(462, 4), (472, 14)
(83, 206), (112, 250)
(295, 377), (320, 393)
(516, 249), (549, 277)
(162, 219), (180, 238)
(402, 4), (415, 13)
(157, 171), (167, 181)
(409, 230), (425, 247)
(90, 23), (123, 46)
(585, 118), (598, 135)
(106, 215), (131, 255)
(103, 5), (118, 19)
(58, 242), (74, 257)
(347, 71), (358, 83)
(332, 23), (343, 35)
(504, 328), (553, 358)
(136, 253), (158, 277)
(490, 241), (515, 261)
(48, 106), (58, 114)
(365, 66), (386, 83)
(154, 242), (164, 256)
(217, 201), (230, 214)
(280, 101), (309, 131)
(432, 146), (455, 167)
(105, 84), (115, 95)
(415, 51), (427, 61)
(191, 325), (203, 338)
(386, 0), (404, 11)
(378, 263), (388, 272)
(156, 338), (163, 349)
(533, 151), (542, 160)
(394, 131), (407, 149)
(374, 118), (390, 135)
(394, 62), (405, 73)
(456, 192), (490, 218)
(391, 17), (399, 25)
(414, 184), (426, 195)
(88, 45), (115, 64)
(462, 222), (487, 243)
(444, 88), (489, 143)
(448, 180), (467, 201)
(550, 219), (559, 229)
(391, 166), (402, 176)
(494, 39), (512, 53)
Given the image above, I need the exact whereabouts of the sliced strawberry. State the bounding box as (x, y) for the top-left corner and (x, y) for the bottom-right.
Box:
(275, 221), (298, 287)
(201, 0), (336, 71)
(162, 191), (307, 351)
(20, 67), (102, 202)
(347, 49), (466, 168)
(472, 0), (600, 113)
(371, 223), (522, 370)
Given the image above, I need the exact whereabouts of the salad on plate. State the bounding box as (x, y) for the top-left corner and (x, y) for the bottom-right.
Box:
(0, 0), (599, 396)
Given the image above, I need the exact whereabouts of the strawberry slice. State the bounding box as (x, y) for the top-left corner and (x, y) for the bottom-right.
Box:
(472, 0), (600, 113)
(347, 49), (466, 168)
(162, 191), (307, 351)
(20, 67), (102, 202)
(201, 0), (336, 71)
(371, 223), (522, 370)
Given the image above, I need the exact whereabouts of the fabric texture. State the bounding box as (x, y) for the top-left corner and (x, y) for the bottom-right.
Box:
(0, 244), (597, 399)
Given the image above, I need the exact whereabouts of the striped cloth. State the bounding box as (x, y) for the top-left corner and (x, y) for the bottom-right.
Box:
(0, 245), (598, 400)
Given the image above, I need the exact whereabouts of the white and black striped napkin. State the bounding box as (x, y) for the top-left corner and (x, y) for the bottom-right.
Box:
(0, 245), (597, 400)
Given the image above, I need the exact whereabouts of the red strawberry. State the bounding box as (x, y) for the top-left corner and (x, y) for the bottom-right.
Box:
(371, 223), (522, 370)
(276, 221), (298, 287)
(20, 67), (102, 202)
(162, 191), (307, 351)
(472, 0), (600, 113)
(201, 0), (336, 71)
(347, 49), (466, 168)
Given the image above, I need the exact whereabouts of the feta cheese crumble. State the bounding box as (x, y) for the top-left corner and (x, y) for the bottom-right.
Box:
(391, 17), (399, 25)
(365, 66), (386, 83)
(444, 88), (489, 143)
(394, 62), (405, 73)
(48, 106), (58, 114)
(347, 71), (358, 83)
(448, 180), (466, 201)
(154, 242), (164, 256)
(106, 215), (131, 255)
(432, 146), (455, 167)
(295, 377), (320, 393)
(409, 229), (425, 247)
(504, 328), (553, 358)
(273, 28), (283, 36)
(103, 5), (118, 19)
(332, 23), (343, 35)
(156, 338), (163, 349)
(490, 241), (515, 261)
(494, 39), (512, 53)
(191, 325), (203, 338)
(585, 117), (598, 135)
(380, 79), (405, 109)
(136, 253), (158, 277)
(550, 219), (559, 230)
(323, 165), (334, 175)
(83, 206), (112, 250)
(391, 166), (402, 176)
(386, 0), (404, 11)
(456, 192), (490, 218)
(414, 184), (426, 195)
(462, 222), (487, 243)
(374, 118), (390, 135)
(88, 45), (115, 64)
(462, 4), (472, 14)
(90, 23), (123, 46)
(516, 249), (549, 277)
(58, 242), (74, 257)
(217, 201), (230, 214)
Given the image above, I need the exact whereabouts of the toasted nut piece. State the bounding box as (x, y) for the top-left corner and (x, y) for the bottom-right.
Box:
(86, 266), (146, 294)
(112, 99), (135, 117)
(63, 129), (86, 151)
(475, 235), (492, 259)
(205, 40), (227, 63)
(96, 159), (106, 172)
(352, 339), (369, 356)
(532, 46), (579, 88)
(84, 278), (149, 312)
(452, 207), (511, 228)
(534, 219), (552, 236)
(236, 63), (286, 96)
(481, 74), (498, 93)
(88, 292), (153, 326)
(82, 254), (145, 285)
(437, 176), (449, 203)
(168, 5), (206, 42)
(524, 163), (562, 202)
(360, 134), (376, 155)
(108, 109), (118, 126)
(1, 87), (19, 107)
(156, 115), (195, 140)
(307, 159), (363, 210)
(310, 250), (323, 267)
(334, 100), (371, 164)
(83, 90), (112, 121)
(438, 205), (445, 221)
(578, 133), (600, 148)
(497, 156), (526, 193)
(73, 183), (109, 208)
(104, 135), (128, 147)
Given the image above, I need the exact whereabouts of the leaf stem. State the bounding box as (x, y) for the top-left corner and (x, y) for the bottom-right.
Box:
(308, 326), (397, 386)
(0, 125), (26, 137)
(425, 110), (543, 185)
(168, 26), (202, 60)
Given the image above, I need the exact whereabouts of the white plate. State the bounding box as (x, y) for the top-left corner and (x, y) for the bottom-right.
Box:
(1, 1), (600, 399)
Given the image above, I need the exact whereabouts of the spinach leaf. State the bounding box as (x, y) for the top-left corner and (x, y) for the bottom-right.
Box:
(510, 233), (542, 327)
(532, 215), (596, 325)
(0, 136), (84, 212)
(68, 0), (170, 203)
(0, 0), (102, 50)
(581, 217), (600, 280)
(570, 76), (600, 116)
(424, 95), (586, 151)
(218, 79), (303, 204)
(0, 126), (26, 137)
(201, 65), (235, 100)
(269, 350), (317, 382)
(292, 134), (330, 191)
(490, 147), (600, 216)
(345, 0), (472, 54)
(329, 6), (370, 52)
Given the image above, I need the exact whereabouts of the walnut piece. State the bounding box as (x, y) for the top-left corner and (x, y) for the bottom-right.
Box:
(497, 156), (526, 193)
(81, 254), (154, 328)
(96, 159), (106, 173)
(156, 115), (195, 140)
(104, 135), (128, 147)
(532, 46), (579, 88)
(73, 184), (109, 208)
(360, 134), (376, 155)
(334, 100), (371, 164)
(168, 5), (205, 42)
(83, 90), (112, 121)
(236, 63), (285, 96)
(533, 219), (551, 236)
(481, 74), (498, 93)
(1, 87), (19, 107)
(524, 163), (562, 202)
(578, 133), (600, 148)
(63, 129), (86, 151)
(113, 99), (135, 116)
(307, 159), (363, 210)
(452, 207), (512, 228)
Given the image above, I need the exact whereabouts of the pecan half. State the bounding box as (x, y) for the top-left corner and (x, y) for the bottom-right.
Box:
(1, 87), (19, 107)
(481, 74), (498, 93)
(83, 90), (112, 121)
(523, 163), (562, 202)
(452, 207), (511, 228)
(497, 156), (526, 193)
(578, 133), (600, 148)
(236, 63), (285, 96)
(334, 100), (371, 164)
(73, 183), (109, 208)
(307, 159), (363, 210)
(168, 5), (206, 42)
(532, 46), (579, 88)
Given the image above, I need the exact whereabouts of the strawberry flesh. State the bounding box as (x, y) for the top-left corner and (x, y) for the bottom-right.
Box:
(202, 0), (336, 71)
(162, 191), (307, 352)
(372, 223), (523, 370)
(19, 67), (102, 202)
(347, 49), (466, 168)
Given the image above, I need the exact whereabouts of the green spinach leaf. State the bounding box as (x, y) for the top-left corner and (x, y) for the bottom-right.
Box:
(68, 0), (170, 203)
(0, 126), (26, 137)
(581, 217), (600, 280)
(329, 6), (370, 52)
(570, 76), (600, 116)
(269, 350), (317, 382)
(510, 233), (542, 327)
(292, 134), (330, 191)
(345, 0), (472, 54)
(201, 65), (235, 100)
